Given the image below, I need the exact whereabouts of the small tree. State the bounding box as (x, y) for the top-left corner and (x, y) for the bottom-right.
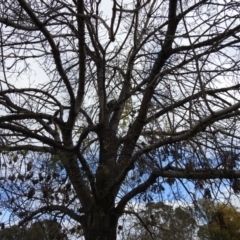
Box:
(1, 1), (240, 239)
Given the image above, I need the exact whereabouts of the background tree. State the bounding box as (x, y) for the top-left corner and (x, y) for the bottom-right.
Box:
(197, 200), (240, 240)
(121, 200), (240, 240)
(125, 202), (197, 240)
(0, 220), (68, 240)
(0, 225), (26, 240)
(0, 0), (240, 239)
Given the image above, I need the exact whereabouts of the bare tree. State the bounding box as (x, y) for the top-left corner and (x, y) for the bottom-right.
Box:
(1, 0), (240, 239)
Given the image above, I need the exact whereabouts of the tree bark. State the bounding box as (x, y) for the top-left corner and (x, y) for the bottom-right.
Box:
(82, 205), (119, 240)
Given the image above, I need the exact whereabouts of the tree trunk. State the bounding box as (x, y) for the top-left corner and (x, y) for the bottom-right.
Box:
(82, 206), (119, 240)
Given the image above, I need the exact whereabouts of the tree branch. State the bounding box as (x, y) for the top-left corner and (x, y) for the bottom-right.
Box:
(18, 205), (82, 226)
(17, 0), (75, 104)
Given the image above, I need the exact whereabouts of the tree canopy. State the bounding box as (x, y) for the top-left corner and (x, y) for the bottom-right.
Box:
(0, 0), (240, 239)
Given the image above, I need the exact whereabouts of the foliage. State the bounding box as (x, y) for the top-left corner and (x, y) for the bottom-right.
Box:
(0, 220), (68, 240)
(0, 0), (240, 239)
(197, 201), (240, 240)
(126, 202), (197, 240)
(125, 201), (240, 240)
(0, 225), (26, 240)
